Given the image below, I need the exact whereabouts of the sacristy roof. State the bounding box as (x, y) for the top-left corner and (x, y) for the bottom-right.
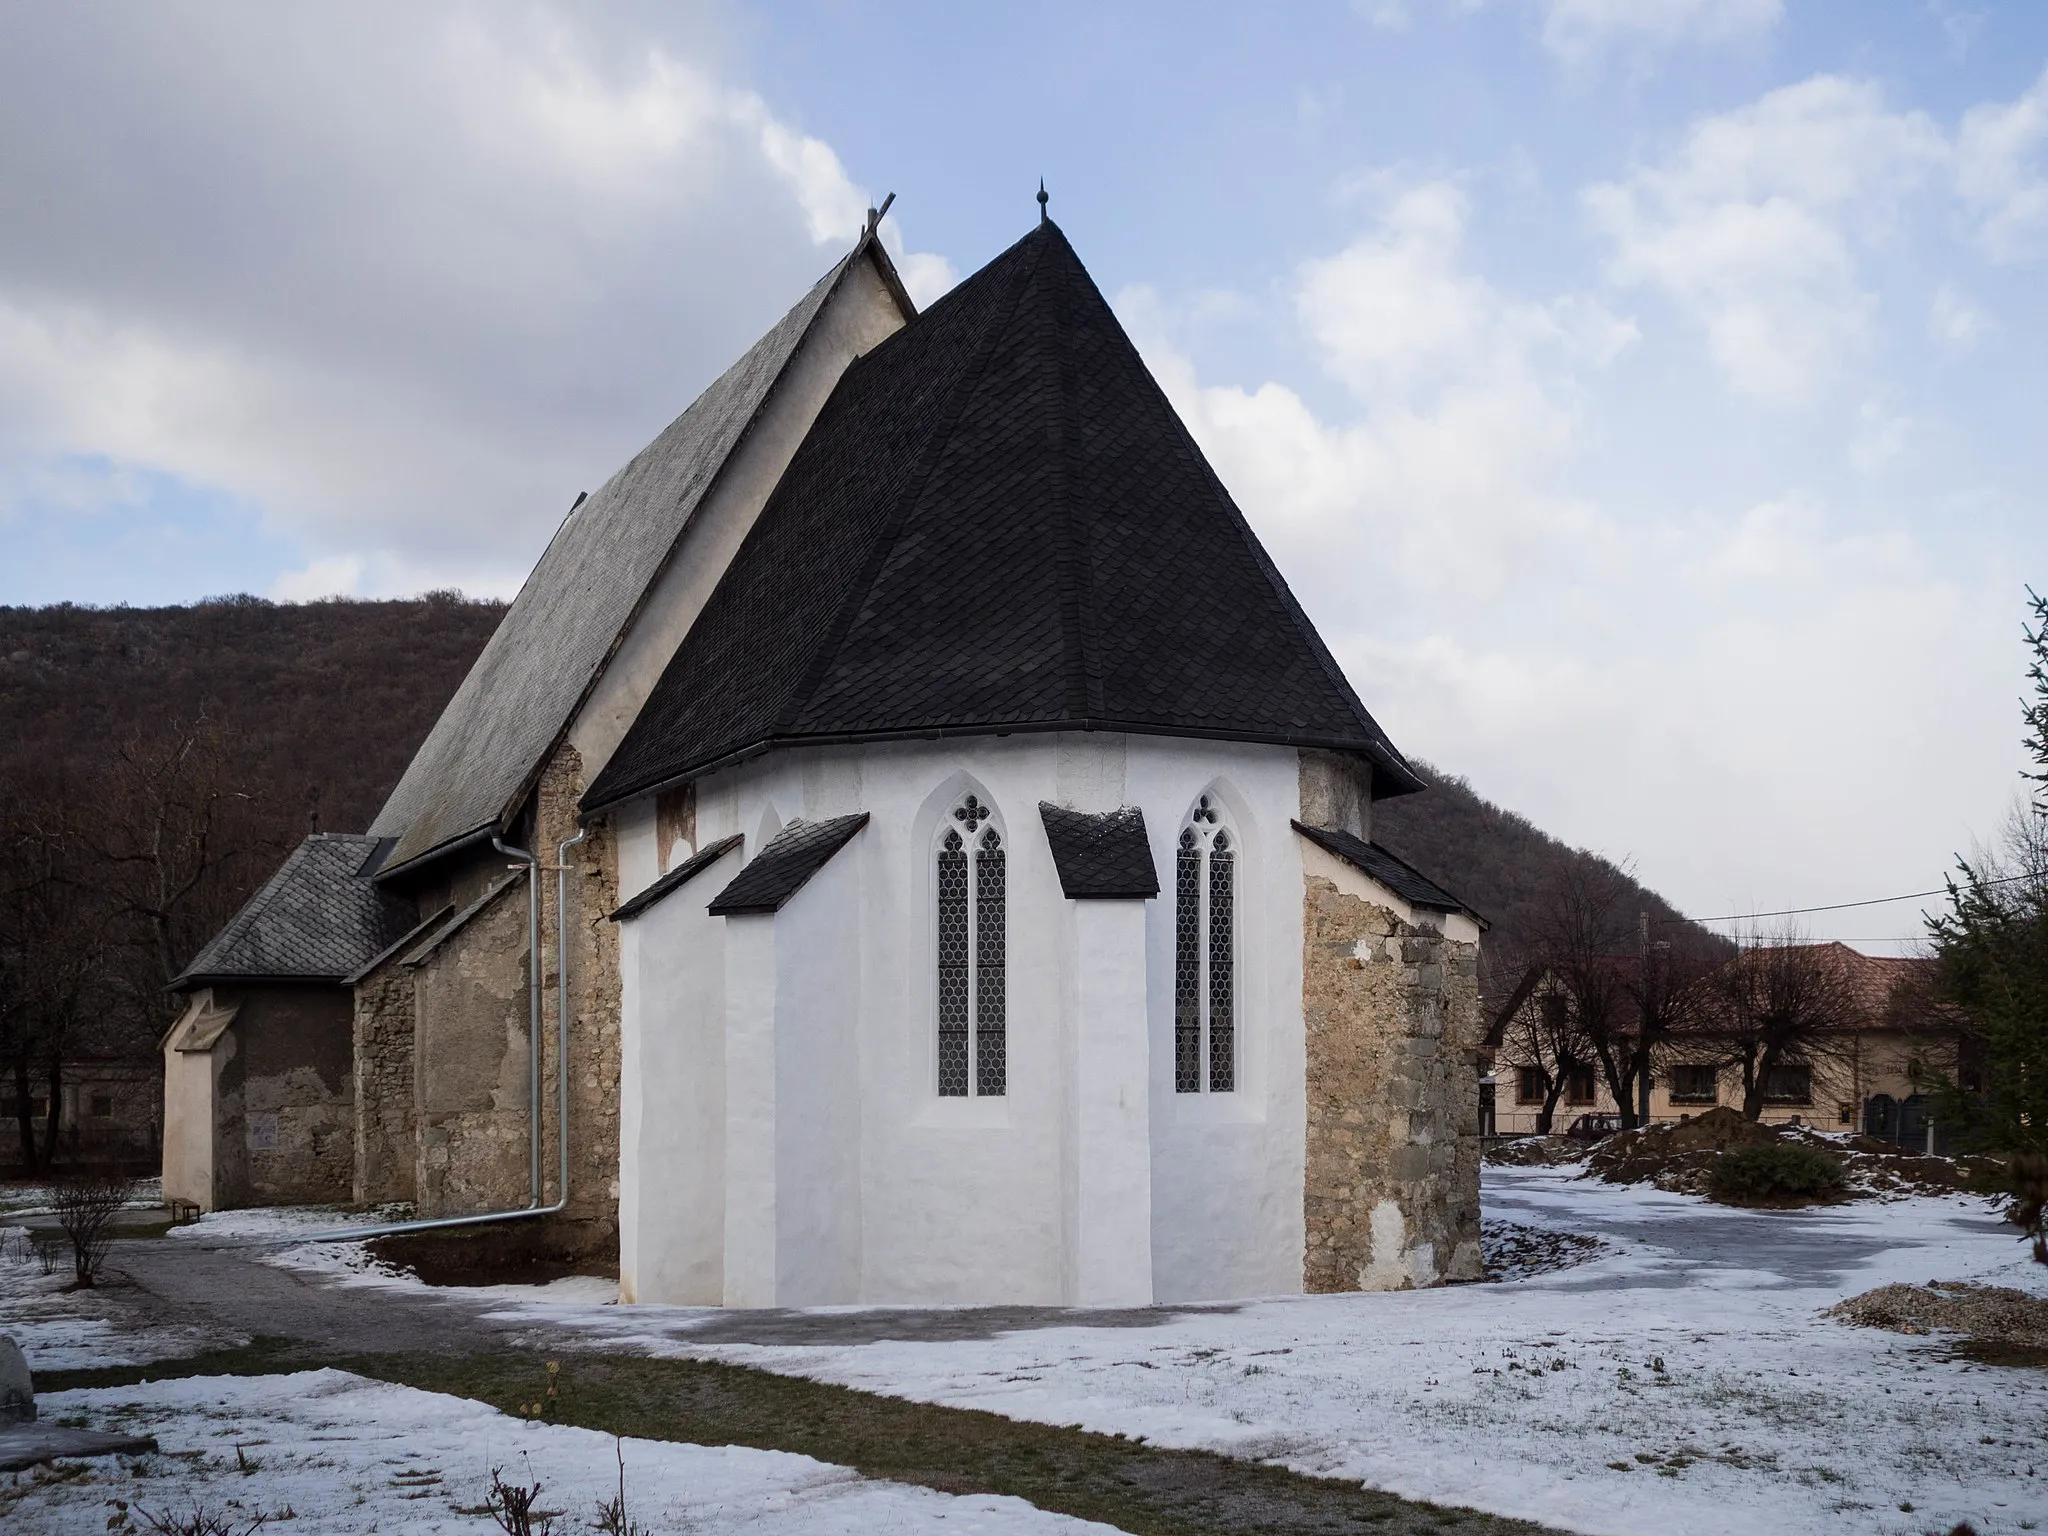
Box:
(369, 238), (915, 877)
(172, 834), (421, 989)
(585, 220), (1422, 813)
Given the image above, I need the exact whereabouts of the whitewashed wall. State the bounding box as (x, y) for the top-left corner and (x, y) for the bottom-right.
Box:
(615, 731), (1313, 1307)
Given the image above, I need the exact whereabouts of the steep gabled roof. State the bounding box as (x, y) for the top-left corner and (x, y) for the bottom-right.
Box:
(370, 239), (915, 876)
(172, 834), (419, 989)
(585, 220), (1422, 813)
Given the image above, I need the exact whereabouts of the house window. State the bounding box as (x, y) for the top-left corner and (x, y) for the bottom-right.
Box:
(938, 794), (1005, 1096)
(89, 1093), (114, 1118)
(1668, 1064), (1718, 1105)
(1175, 794), (1235, 1093)
(1516, 1066), (1547, 1105)
(1763, 1063), (1813, 1105)
(1565, 1065), (1597, 1104)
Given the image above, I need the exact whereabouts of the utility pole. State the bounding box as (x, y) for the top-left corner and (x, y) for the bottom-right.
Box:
(1637, 911), (1653, 1127)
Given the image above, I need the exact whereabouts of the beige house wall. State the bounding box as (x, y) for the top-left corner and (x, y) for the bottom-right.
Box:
(1493, 1030), (1955, 1135)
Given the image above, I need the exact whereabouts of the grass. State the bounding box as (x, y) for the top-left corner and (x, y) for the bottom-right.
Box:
(44, 1343), (1564, 1536)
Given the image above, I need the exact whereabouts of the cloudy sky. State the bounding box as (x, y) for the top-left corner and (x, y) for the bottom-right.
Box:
(4, 1), (2046, 941)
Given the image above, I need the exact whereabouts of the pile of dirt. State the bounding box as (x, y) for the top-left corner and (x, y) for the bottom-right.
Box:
(1481, 1136), (1589, 1168)
(1585, 1107), (1778, 1194)
(1580, 1107), (2004, 1201)
(1829, 1281), (2048, 1366)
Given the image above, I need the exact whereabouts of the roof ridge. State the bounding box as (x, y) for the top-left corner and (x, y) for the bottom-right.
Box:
(1042, 228), (1099, 720)
(763, 232), (1049, 744)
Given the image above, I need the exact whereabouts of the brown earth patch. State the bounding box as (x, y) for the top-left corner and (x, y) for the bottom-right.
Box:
(1829, 1281), (2048, 1368)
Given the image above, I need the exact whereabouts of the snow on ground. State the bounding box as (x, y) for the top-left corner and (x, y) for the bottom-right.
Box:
(0, 1226), (218, 1372)
(458, 1169), (2048, 1536)
(4, 1370), (1123, 1535)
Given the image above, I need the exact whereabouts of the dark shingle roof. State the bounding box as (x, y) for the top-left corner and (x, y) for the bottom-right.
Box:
(370, 242), (913, 876)
(585, 221), (1421, 813)
(1291, 822), (1479, 920)
(707, 816), (868, 916)
(173, 835), (420, 988)
(609, 834), (745, 923)
(1038, 804), (1159, 898)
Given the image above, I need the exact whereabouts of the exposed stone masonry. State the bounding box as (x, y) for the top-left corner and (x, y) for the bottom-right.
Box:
(352, 961), (417, 1204)
(1302, 874), (1482, 1291)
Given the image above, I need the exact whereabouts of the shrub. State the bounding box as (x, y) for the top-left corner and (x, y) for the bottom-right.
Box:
(51, 1171), (137, 1287)
(1707, 1142), (1846, 1205)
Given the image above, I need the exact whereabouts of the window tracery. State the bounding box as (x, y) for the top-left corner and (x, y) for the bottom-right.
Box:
(1175, 793), (1235, 1093)
(938, 794), (1005, 1096)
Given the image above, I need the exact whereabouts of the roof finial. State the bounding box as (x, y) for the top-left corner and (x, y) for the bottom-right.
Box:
(1037, 179), (1049, 225)
(865, 191), (896, 238)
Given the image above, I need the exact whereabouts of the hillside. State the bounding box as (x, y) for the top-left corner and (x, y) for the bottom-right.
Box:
(0, 597), (1695, 1012)
(1374, 762), (1697, 977)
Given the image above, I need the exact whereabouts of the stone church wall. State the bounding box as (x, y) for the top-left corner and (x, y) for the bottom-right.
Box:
(352, 960), (416, 1204)
(1301, 872), (1483, 1291)
(535, 742), (623, 1258)
(410, 882), (534, 1217)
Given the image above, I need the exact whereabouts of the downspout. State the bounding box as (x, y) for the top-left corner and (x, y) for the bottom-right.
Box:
(298, 831), (572, 1244)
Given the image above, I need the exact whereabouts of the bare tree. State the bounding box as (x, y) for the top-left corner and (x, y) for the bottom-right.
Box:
(0, 802), (111, 1172)
(94, 713), (279, 1027)
(1529, 859), (1643, 1124)
(1626, 928), (1722, 1120)
(1710, 927), (1864, 1120)
(1501, 980), (1595, 1134)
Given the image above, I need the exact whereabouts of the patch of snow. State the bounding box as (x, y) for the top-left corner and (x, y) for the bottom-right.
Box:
(459, 1168), (2048, 1536)
(0, 1227), (220, 1373)
(10, 1369), (1121, 1534)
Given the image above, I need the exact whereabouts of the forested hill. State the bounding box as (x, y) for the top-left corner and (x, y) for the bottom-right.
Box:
(1, 594), (505, 838)
(1, 596), (1696, 991)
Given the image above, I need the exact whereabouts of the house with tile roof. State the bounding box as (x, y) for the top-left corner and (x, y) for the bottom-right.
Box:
(171, 210), (1488, 1303)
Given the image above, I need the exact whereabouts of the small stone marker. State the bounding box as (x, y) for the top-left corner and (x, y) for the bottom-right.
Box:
(0, 1334), (32, 1424)
(0, 1334), (159, 1471)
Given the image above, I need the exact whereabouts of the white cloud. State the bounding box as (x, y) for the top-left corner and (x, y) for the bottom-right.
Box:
(1124, 180), (2018, 933)
(0, 2), (950, 598)
(1355, 0), (1412, 31)
(1124, 178), (1632, 610)
(1585, 77), (1945, 405)
(271, 556), (366, 601)
(1928, 282), (1991, 350)
(1956, 65), (2048, 262)
(1541, 0), (1781, 68)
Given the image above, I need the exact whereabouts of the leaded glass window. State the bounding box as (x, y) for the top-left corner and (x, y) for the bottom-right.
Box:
(1174, 794), (1235, 1093)
(937, 795), (1006, 1096)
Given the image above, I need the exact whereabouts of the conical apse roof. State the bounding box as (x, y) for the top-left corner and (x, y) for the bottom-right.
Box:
(585, 220), (1420, 812)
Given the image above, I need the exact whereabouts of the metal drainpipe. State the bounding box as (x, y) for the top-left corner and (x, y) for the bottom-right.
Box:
(291, 832), (564, 1245)
(498, 834), (544, 1206)
(554, 826), (588, 1210)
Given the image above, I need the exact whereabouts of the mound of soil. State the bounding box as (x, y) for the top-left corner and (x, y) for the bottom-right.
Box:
(1582, 1107), (2004, 1201)
(1830, 1281), (2048, 1366)
(1482, 1136), (1589, 1168)
(1585, 1107), (1777, 1194)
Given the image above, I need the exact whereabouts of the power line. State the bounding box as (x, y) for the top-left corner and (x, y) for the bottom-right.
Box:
(1657, 869), (2039, 928)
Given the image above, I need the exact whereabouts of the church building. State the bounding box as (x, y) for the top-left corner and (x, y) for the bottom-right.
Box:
(168, 205), (1487, 1307)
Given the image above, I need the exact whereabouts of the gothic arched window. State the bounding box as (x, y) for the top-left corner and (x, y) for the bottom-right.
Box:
(1175, 793), (1235, 1093)
(938, 793), (1005, 1097)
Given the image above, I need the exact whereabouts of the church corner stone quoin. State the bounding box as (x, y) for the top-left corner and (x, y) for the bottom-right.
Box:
(167, 211), (1487, 1304)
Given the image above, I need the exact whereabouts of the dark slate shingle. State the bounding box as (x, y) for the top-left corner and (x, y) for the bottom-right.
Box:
(369, 243), (912, 876)
(1291, 822), (1479, 920)
(585, 221), (1422, 814)
(1039, 804), (1159, 899)
(609, 834), (745, 923)
(173, 835), (420, 988)
(707, 816), (868, 916)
